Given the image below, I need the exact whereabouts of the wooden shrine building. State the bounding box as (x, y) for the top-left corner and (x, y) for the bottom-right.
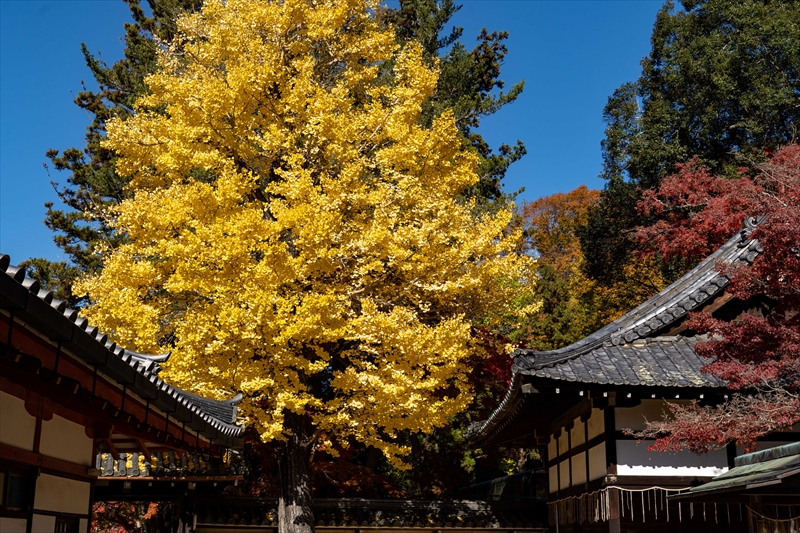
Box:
(0, 254), (244, 533)
(0, 251), (549, 533)
(671, 441), (800, 533)
(469, 218), (799, 533)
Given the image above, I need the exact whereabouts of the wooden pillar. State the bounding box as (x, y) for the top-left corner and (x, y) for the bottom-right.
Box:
(582, 411), (591, 492)
(603, 394), (619, 533)
(565, 421), (573, 489)
(726, 442), (737, 469)
(554, 429), (561, 499)
(608, 487), (621, 533)
(603, 397), (617, 469)
(24, 468), (37, 533)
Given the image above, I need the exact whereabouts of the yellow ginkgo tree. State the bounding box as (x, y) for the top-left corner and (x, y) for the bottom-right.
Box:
(77, 0), (533, 530)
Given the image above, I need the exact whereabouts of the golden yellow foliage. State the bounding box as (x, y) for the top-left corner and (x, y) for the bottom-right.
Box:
(77, 0), (532, 466)
(518, 186), (600, 277)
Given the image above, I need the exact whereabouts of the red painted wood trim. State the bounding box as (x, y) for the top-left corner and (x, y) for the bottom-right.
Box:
(0, 366), (218, 456)
(96, 475), (243, 481)
(0, 321), (220, 453)
(103, 439), (120, 461)
(135, 438), (151, 459)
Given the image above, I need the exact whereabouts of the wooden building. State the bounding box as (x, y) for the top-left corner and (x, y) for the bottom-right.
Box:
(670, 442), (800, 533)
(0, 254), (244, 533)
(470, 219), (797, 533)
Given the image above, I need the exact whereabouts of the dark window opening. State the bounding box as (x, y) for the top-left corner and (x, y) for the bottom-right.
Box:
(5, 473), (25, 510)
(55, 515), (80, 533)
(0, 463), (32, 518)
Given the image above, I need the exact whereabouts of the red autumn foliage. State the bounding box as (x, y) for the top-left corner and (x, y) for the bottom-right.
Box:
(636, 158), (766, 264)
(633, 145), (800, 452)
(466, 326), (514, 418)
(639, 392), (800, 455)
(92, 501), (174, 533)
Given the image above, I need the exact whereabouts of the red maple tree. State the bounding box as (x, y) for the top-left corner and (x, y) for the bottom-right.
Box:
(92, 502), (169, 533)
(633, 145), (800, 453)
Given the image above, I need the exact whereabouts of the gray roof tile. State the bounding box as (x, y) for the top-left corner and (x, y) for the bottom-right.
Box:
(514, 217), (764, 372)
(0, 254), (244, 443)
(512, 218), (765, 382)
(521, 336), (720, 387)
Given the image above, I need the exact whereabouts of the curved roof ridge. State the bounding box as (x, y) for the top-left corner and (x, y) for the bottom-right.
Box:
(126, 349), (171, 362)
(0, 254), (244, 442)
(175, 388), (244, 424)
(125, 349), (171, 375)
(465, 371), (523, 443)
(516, 217), (764, 371)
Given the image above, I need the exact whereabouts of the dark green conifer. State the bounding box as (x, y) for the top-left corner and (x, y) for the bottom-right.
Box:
(581, 0), (800, 287)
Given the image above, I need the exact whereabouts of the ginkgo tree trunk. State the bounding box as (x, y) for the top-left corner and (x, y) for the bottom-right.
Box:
(77, 1), (533, 531)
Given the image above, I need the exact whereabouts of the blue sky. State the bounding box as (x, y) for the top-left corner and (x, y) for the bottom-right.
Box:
(0, 0), (663, 266)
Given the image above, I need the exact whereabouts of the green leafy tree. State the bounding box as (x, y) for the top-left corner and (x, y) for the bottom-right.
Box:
(25, 0), (525, 304)
(581, 0), (800, 287)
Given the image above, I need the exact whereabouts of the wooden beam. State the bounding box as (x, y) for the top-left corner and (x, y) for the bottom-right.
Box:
(96, 475), (244, 482)
(0, 442), (90, 479)
(544, 397), (592, 438)
(134, 438), (151, 459)
(664, 292), (733, 336)
(103, 438), (120, 461)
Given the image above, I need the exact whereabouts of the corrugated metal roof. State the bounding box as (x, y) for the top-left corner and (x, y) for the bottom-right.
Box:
(671, 442), (800, 500)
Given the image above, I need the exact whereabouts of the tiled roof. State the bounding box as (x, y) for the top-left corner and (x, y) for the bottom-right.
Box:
(0, 254), (243, 445)
(514, 215), (763, 368)
(517, 216), (764, 371)
(518, 336), (721, 388)
(469, 218), (764, 445)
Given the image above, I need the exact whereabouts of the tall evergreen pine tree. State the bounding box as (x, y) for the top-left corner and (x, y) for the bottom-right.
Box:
(581, 0), (800, 289)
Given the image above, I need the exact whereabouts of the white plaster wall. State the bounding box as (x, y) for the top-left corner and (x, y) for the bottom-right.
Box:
(80, 518), (89, 533)
(587, 408), (604, 439)
(548, 435), (557, 461)
(559, 459), (570, 490)
(34, 473), (91, 515)
(616, 440), (728, 476)
(558, 432), (568, 456)
(0, 517), (27, 533)
(570, 418), (585, 447)
(588, 442), (606, 481)
(0, 391), (36, 451)
(40, 414), (93, 466)
(549, 466), (558, 494)
(615, 400), (690, 431)
(571, 452), (586, 486)
(31, 514), (55, 533)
